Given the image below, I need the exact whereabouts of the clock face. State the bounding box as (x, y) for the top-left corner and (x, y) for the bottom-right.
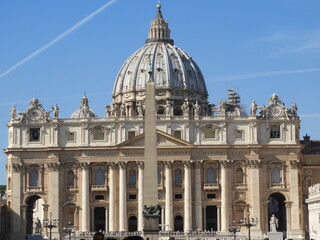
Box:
(29, 108), (41, 121)
(271, 106), (281, 117)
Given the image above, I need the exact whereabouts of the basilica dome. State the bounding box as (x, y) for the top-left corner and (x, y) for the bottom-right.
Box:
(111, 4), (208, 115)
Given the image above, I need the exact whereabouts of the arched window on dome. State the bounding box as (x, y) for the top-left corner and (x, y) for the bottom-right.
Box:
(129, 169), (137, 186)
(95, 169), (105, 186)
(175, 169), (182, 185)
(206, 167), (216, 184)
(30, 170), (39, 187)
(67, 170), (75, 187)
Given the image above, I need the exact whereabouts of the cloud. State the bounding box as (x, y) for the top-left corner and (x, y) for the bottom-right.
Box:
(208, 67), (320, 82)
(0, 0), (119, 79)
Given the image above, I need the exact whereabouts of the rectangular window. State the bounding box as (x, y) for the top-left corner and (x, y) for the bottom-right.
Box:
(128, 131), (136, 140)
(235, 130), (243, 139)
(66, 132), (75, 142)
(30, 128), (40, 142)
(271, 167), (281, 184)
(173, 130), (182, 139)
(207, 193), (216, 199)
(307, 179), (312, 187)
(270, 125), (281, 139)
(204, 130), (215, 139)
(93, 132), (104, 141)
(129, 194), (136, 200)
(175, 194), (182, 199)
(95, 195), (104, 200)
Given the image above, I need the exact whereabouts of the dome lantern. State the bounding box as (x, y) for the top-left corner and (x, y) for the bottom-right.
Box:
(146, 4), (174, 45)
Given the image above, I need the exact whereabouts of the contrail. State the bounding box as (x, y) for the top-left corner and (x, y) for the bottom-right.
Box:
(0, 0), (119, 79)
(208, 67), (320, 82)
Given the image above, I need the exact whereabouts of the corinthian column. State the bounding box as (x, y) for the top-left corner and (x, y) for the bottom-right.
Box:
(248, 160), (262, 232)
(184, 161), (192, 232)
(164, 161), (173, 231)
(108, 163), (117, 231)
(81, 162), (90, 232)
(119, 162), (127, 232)
(137, 161), (144, 232)
(220, 159), (232, 233)
(194, 161), (203, 230)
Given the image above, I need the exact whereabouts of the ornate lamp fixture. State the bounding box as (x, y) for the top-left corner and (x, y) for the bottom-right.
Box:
(42, 212), (59, 240)
(228, 220), (241, 239)
(239, 210), (258, 240)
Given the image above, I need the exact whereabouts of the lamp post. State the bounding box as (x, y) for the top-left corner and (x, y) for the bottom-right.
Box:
(63, 221), (76, 240)
(43, 212), (59, 240)
(239, 210), (258, 240)
(228, 220), (241, 240)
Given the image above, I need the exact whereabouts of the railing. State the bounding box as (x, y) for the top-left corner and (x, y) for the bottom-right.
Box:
(91, 185), (108, 191)
(203, 183), (220, 190)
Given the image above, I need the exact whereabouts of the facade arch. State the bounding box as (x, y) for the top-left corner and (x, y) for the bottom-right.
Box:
(174, 215), (184, 231)
(128, 216), (138, 232)
(267, 192), (287, 232)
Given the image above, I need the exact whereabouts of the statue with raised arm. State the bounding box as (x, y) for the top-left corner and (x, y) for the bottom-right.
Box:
(269, 214), (278, 232)
(52, 104), (59, 118)
(10, 105), (17, 120)
(250, 100), (258, 116)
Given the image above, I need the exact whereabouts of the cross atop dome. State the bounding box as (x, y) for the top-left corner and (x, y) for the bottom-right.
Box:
(146, 3), (174, 44)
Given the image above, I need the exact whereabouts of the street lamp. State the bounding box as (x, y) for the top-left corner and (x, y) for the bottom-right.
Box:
(63, 221), (76, 240)
(43, 212), (59, 240)
(239, 210), (258, 240)
(228, 220), (241, 240)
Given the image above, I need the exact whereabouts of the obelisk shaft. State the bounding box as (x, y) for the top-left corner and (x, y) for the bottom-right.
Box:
(144, 80), (158, 206)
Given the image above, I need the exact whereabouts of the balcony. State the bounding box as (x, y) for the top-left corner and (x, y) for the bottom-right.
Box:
(203, 183), (220, 190)
(27, 186), (43, 193)
(91, 185), (108, 191)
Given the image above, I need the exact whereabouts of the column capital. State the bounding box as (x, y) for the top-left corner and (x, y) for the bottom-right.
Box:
(12, 163), (24, 173)
(136, 161), (144, 169)
(108, 162), (118, 170)
(118, 161), (127, 169)
(285, 201), (293, 208)
(219, 159), (233, 168)
(79, 162), (90, 170)
(183, 161), (193, 168)
(163, 161), (174, 169)
(46, 162), (61, 171)
(289, 159), (300, 168)
(194, 160), (203, 169)
(247, 159), (262, 168)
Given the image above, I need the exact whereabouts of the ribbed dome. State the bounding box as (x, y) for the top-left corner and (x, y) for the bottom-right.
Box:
(112, 5), (208, 109)
(71, 96), (98, 118)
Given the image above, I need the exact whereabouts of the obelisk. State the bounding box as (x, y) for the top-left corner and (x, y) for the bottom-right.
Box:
(143, 62), (160, 234)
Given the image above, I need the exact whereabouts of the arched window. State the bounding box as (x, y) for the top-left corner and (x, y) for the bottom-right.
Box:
(174, 215), (184, 231)
(67, 170), (75, 186)
(128, 216), (138, 232)
(207, 167), (216, 183)
(175, 169), (182, 184)
(129, 170), (136, 185)
(271, 167), (281, 184)
(30, 170), (39, 187)
(236, 168), (244, 184)
(95, 169), (105, 185)
(8, 177), (11, 189)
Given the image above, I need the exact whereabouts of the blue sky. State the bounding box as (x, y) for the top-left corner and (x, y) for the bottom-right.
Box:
(0, 0), (320, 184)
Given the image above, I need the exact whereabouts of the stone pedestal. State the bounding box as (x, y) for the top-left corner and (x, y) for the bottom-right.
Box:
(143, 217), (159, 233)
(267, 232), (284, 240)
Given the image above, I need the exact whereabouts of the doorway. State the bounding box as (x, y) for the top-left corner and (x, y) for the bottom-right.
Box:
(268, 193), (286, 231)
(206, 206), (217, 231)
